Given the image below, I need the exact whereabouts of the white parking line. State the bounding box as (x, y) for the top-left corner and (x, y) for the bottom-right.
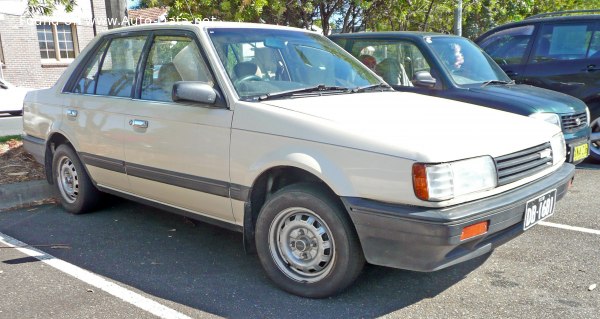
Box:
(0, 232), (193, 319)
(539, 221), (600, 235)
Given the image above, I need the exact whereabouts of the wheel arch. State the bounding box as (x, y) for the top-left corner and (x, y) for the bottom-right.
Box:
(44, 132), (73, 184)
(242, 162), (358, 254)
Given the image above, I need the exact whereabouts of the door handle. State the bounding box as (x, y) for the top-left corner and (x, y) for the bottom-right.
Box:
(584, 64), (600, 72)
(504, 70), (519, 76)
(66, 109), (78, 118)
(129, 119), (148, 128)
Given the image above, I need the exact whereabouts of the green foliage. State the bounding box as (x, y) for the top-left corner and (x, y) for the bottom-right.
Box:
(27, 0), (76, 16)
(139, 0), (600, 37)
(0, 135), (22, 143)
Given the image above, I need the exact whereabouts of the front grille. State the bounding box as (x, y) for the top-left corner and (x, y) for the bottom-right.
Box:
(561, 112), (587, 132)
(494, 143), (552, 186)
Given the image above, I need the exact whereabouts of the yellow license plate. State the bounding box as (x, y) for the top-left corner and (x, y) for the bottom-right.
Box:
(573, 143), (589, 162)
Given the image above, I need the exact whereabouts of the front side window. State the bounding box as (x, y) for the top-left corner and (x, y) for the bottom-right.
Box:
(37, 23), (77, 61)
(427, 36), (511, 86)
(532, 22), (594, 63)
(479, 25), (535, 65)
(96, 36), (146, 97)
(348, 40), (431, 87)
(141, 35), (213, 102)
(208, 28), (381, 99)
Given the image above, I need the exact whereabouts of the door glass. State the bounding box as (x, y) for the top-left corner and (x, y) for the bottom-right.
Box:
(532, 23), (594, 63)
(349, 40), (429, 86)
(479, 25), (534, 65)
(72, 40), (109, 94)
(587, 29), (600, 58)
(141, 36), (214, 102)
(96, 36), (146, 97)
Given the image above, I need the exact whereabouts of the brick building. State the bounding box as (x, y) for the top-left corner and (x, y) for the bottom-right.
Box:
(0, 0), (118, 88)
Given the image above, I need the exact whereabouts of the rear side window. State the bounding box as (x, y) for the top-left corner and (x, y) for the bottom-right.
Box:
(96, 36), (146, 97)
(73, 40), (109, 94)
(532, 23), (595, 63)
(479, 25), (534, 65)
(141, 35), (213, 102)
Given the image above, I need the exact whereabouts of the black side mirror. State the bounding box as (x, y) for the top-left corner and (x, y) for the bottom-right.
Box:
(413, 71), (437, 88)
(172, 82), (225, 107)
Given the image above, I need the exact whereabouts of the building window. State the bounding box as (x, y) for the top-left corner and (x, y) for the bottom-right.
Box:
(36, 24), (77, 61)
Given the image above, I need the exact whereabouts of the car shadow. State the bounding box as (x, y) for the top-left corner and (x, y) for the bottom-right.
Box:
(0, 201), (489, 318)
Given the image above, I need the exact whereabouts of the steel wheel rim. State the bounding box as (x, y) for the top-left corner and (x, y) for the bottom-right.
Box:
(268, 207), (335, 283)
(57, 155), (79, 204)
(591, 117), (600, 159)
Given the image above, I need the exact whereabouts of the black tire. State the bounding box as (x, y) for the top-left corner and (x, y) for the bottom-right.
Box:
(52, 144), (101, 214)
(255, 183), (365, 298)
(588, 108), (600, 163)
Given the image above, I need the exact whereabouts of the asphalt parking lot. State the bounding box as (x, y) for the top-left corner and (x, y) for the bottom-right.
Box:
(0, 164), (598, 319)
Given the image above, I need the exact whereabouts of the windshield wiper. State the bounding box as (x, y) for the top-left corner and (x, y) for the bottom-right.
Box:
(354, 83), (393, 92)
(481, 79), (515, 87)
(258, 84), (350, 101)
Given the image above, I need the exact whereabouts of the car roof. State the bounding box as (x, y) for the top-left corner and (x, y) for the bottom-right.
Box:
(329, 31), (458, 41)
(477, 14), (600, 41)
(97, 21), (313, 36)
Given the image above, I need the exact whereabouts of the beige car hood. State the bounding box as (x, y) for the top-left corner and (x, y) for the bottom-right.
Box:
(255, 91), (560, 162)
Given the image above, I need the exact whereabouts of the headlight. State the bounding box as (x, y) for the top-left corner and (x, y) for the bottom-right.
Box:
(412, 156), (497, 201)
(550, 132), (566, 165)
(529, 112), (561, 127)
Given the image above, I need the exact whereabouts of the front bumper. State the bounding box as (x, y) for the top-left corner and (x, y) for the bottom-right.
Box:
(342, 163), (576, 272)
(564, 128), (591, 164)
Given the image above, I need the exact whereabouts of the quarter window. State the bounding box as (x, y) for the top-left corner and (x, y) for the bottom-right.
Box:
(95, 36), (146, 97)
(72, 40), (109, 94)
(532, 23), (594, 63)
(141, 35), (213, 102)
(479, 25), (534, 65)
(36, 24), (77, 61)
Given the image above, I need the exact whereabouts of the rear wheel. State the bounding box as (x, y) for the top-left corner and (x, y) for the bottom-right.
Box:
(52, 144), (101, 214)
(255, 183), (364, 298)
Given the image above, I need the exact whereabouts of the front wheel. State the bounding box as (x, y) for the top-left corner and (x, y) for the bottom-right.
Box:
(52, 144), (101, 214)
(255, 184), (365, 298)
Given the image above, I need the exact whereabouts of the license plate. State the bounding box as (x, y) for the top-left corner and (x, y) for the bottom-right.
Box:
(523, 189), (557, 230)
(572, 143), (589, 162)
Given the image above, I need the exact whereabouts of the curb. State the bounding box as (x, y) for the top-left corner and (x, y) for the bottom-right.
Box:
(0, 180), (55, 211)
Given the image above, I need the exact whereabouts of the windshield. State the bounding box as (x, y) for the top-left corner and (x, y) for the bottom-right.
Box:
(207, 28), (382, 100)
(425, 36), (511, 86)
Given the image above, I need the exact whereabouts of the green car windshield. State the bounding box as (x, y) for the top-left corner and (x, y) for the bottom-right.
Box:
(207, 28), (382, 100)
(425, 36), (512, 86)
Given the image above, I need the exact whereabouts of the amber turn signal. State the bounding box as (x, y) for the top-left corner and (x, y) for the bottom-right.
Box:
(460, 221), (489, 241)
(412, 163), (428, 201)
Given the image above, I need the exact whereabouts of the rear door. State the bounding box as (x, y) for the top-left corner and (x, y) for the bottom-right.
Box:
(63, 34), (148, 192)
(521, 20), (600, 101)
(122, 30), (235, 223)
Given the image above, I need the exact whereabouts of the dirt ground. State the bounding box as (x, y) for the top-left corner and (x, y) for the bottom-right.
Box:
(0, 139), (46, 185)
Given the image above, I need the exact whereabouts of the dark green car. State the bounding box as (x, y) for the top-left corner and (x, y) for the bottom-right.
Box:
(330, 32), (591, 163)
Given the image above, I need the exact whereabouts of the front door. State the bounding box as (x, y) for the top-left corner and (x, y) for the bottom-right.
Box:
(122, 32), (235, 222)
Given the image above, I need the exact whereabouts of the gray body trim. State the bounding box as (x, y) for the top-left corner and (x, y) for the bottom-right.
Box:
(78, 152), (251, 201)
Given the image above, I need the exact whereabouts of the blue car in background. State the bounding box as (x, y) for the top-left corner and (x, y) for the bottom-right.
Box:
(330, 32), (591, 164)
